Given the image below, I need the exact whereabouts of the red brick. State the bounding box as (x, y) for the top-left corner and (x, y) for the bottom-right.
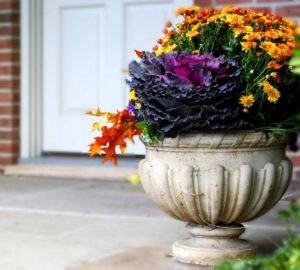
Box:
(276, 5), (300, 17)
(0, 130), (19, 140)
(0, 143), (19, 152)
(0, 1), (19, 9)
(194, 0), (212, 7)
(0, 39), (19, 49)
(290, 155), (300, 166)
(216, 0), (251, 4)
(0, 104), (19, 114)
(0, 52), (19, 62)
(243, 6), (272, 12)
(0, 118), (19, 127)
(0, 13), (19, 23)
(0, 26), (19, 36)
(0, 155), (17, 165)
(0, 92), (19, 102)
(0, 80), (20, 90)
(0, 66), (19, 75)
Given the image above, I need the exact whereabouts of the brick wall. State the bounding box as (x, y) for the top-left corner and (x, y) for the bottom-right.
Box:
(194, 0), (300, 180)
(0, 0), (20, 165)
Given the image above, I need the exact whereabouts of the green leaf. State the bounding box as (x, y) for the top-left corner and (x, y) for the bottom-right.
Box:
(295, 35), (300, 46)
(277, 210), (291, 222)
(135, 121), (146, 128)
(292, 66), (300, 75)
(292, 49), (300, 57)
(290, 57), (300, 66)
(290, 203), (300, 213)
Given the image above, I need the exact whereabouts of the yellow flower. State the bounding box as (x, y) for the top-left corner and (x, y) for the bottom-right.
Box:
(155, 47), (165, 57)
(264, 29), (282, 40)
(296, 26), (300, 35)
(128, 174), (141, 185)
(221, 6), (238, 15)
(163, 35), (171, 44)
(241, 41), (257, 51)
(224, 14), (244, 26)
(233, 26), (253, 37)
(129, 89), (137, 100)
(192, 23), (201, 31)
(164, 44), (177, 53)
(233, 27), (247, 37)
(259, 81), (281, 103)
(207, 14), (221, 23)
(243, 33), (262, 41)
(186, 30), (199, 39)
(239, 93), (255, 108)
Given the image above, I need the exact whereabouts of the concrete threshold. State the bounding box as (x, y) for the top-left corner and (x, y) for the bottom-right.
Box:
(2, 164), (138, 181)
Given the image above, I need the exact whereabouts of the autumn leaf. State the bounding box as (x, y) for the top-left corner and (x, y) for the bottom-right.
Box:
(88, 108), (142, 165)
(92, 122), (104, 131)
(134, 50), (143, 58)
(89, 142), (101, 157)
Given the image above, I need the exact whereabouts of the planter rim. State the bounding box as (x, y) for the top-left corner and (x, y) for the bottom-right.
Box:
(142, 130), (289, 149)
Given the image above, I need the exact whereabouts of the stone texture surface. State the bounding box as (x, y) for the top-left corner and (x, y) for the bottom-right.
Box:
(139, 132), (292, 264)
(173, 224), (256, 265)
(0, 175), (297, 270)
(3, 164), (138, 181)
(69, 247), (212, 270)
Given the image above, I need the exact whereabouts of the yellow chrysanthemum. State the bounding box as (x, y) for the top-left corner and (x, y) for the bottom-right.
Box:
(239, 93), (255, 108)
(186, 30), (199, 40)
(163, 35), (171, 44)
(192, 23), (201, 31)
(233, 26), (253, 37)
(155, 47), (165, 57)
(259, 81), (281, 103)
(221, 6), (238, 15)
(164, 44), (177, 53)
(243, 33), (263, 41)
(129, 89), (137, 100)
(241, 41), (257, 51)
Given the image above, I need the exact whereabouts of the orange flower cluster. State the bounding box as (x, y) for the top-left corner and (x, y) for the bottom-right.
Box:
(155, 5), (296, 63)
(152, 5), (298, 110)
(87, 108), (141, 165)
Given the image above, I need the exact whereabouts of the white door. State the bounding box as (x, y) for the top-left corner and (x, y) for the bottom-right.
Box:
(43, 0), (193, 154)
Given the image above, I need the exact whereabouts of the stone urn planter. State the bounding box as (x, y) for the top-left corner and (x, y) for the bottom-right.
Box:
(139, 131), (292, 265)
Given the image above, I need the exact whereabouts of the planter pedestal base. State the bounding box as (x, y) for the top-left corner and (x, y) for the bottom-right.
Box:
(172, 223), (256, 266)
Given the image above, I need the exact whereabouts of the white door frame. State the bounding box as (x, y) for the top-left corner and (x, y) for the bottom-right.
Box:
(21, 0), (43, 158)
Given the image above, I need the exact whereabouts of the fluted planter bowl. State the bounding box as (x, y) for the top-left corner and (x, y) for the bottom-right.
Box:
(139, 131), (292, 265)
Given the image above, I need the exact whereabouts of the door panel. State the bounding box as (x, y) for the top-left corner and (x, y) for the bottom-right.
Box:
(43, 0), (193, 153)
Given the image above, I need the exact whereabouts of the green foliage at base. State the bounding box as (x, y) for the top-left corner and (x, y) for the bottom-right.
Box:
(215, 201), (300, 270)
(215, 236), (300, 270)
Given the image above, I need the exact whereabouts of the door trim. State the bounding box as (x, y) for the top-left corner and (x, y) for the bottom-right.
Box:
(21, 0), (43, 158)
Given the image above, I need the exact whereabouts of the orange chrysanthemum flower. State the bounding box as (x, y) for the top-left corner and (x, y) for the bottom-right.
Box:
(239, 93), (255, 108)
(259, 81), (281, 103)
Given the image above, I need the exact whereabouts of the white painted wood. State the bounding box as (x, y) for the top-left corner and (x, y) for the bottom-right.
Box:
(21, 0), (43, 158)
(43, 0), (192, 154)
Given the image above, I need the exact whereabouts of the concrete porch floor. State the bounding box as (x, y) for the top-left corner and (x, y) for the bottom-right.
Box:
(0, 175), (298, 270)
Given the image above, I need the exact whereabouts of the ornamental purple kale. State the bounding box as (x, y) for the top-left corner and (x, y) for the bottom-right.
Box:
(128, 52), (252, 137)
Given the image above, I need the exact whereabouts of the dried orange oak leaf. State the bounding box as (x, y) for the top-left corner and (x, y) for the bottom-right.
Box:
(88, 108), (142, 165)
